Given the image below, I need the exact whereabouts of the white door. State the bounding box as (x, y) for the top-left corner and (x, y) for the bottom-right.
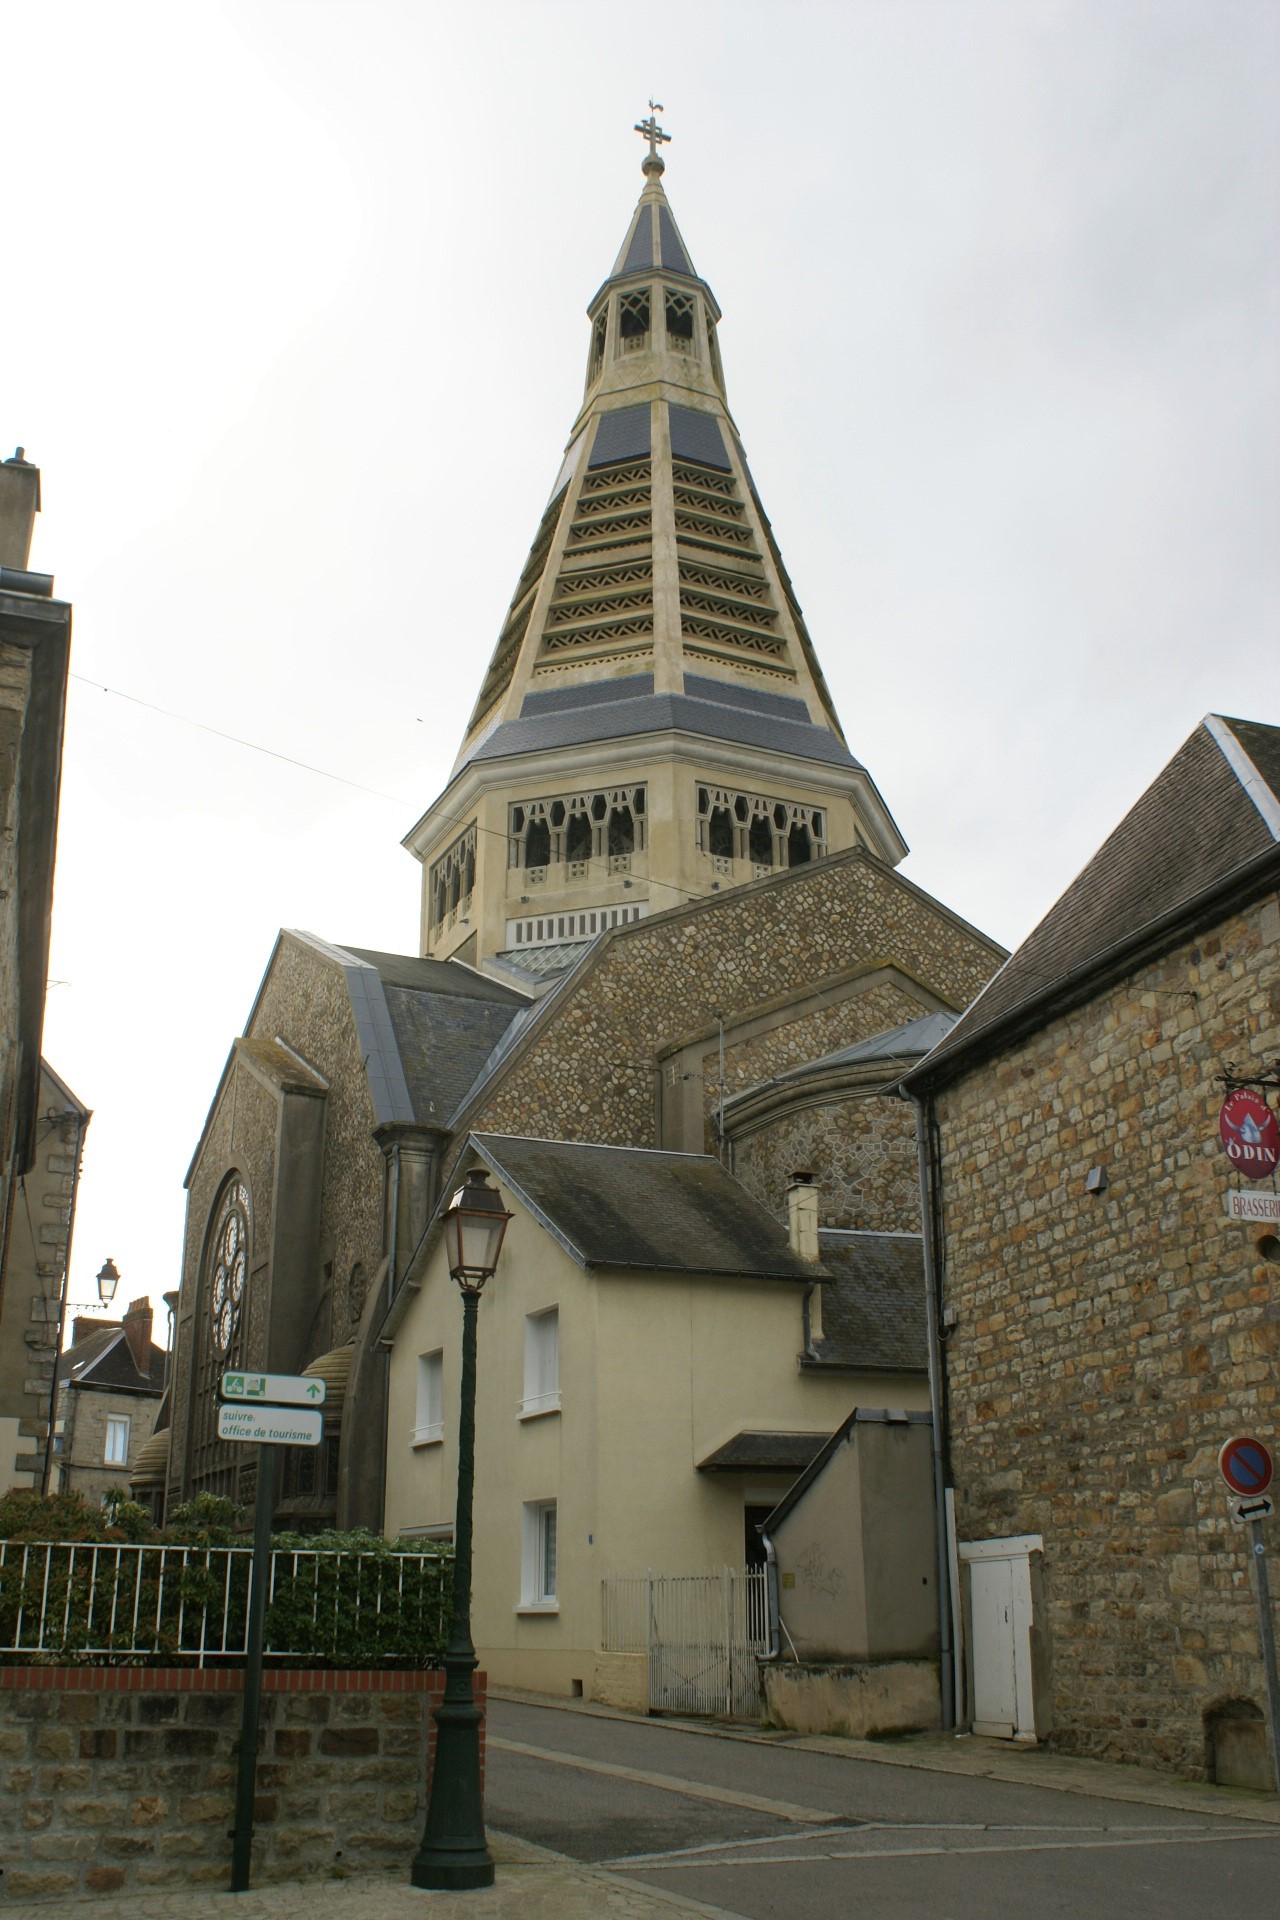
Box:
(969, 1555), (1017, 1737)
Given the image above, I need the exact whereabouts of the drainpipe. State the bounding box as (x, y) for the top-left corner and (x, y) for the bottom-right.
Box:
(761, 1531), (781, 1660)
(909, 1087), (955, 1731)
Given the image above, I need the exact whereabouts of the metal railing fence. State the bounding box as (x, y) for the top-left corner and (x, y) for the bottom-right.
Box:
(0, 1539), (452, 1667)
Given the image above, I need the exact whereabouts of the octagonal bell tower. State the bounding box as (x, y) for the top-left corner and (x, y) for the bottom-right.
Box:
(405, 119), (906, 982)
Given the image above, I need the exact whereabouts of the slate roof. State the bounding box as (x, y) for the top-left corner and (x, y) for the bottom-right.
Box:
(808, 1231), (928, 1374)
(740, 1012), (961, 1094)
(697, 1431), (831, 1474)
(473, 1135), (820, 1281)
(327, 944), (527, 1128)
(59, 1328), (166, 1395)
(909, 715), (1280, 1086)
(459, 677), (863, 777)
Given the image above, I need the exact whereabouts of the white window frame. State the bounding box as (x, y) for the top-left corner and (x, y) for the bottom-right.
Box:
(413, 1350), (444, 1446)
(520, 1307), (559, 1419)
(519, 1499), (558, 1611)
(103, 1415), (130, 1467)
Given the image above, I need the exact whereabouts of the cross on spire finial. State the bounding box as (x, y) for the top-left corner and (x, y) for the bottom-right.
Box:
(634, 101), (671, 175)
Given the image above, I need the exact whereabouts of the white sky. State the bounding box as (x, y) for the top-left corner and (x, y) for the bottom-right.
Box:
(6, 0), (1277, 1329)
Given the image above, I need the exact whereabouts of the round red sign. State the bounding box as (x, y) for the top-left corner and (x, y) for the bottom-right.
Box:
(1219, 1435), (1274, 1497)
(1219, 1089), (1280, 1181)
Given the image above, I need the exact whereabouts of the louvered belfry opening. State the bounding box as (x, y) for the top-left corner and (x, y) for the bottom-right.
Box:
(409, 150), (909, 972)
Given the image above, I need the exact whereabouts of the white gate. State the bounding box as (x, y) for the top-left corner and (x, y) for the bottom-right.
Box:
(601, 1568), (769, 1718)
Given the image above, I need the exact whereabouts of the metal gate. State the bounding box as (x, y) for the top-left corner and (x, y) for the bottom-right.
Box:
(601, 1568), (769, 1718)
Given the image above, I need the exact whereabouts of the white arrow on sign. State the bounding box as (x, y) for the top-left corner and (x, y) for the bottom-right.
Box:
(221, 1371), (326, 1407)
(217, 1404), (323, 1449)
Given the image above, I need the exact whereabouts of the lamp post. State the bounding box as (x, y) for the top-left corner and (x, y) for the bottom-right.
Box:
(41, 1257), (122, 1495)
(411, 1168), (511, 1893)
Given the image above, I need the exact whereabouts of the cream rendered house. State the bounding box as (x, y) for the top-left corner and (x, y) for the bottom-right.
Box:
(382, 1135), (930, 1701)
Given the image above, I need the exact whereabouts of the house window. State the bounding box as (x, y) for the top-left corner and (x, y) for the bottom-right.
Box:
(104, 1416), (130, 1467)
(521, 1308), (559, 1418)
(521, 1500), (558, 1608)
(414, 1351), (443, 1445)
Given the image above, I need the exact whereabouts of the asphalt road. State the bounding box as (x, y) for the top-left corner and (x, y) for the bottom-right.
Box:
(485, 1698), (1280, 1919)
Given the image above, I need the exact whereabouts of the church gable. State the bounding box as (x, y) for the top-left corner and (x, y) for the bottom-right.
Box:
(457, 850), (1004, 1161)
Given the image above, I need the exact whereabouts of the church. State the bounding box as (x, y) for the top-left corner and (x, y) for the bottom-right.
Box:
(153, 124), (1003, 1656)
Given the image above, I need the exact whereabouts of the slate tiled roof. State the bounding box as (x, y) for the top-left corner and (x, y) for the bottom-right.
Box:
(697, 1431), (831, 1473)
(59, 1329), (166, 1395)
(340, 948), (528, 1127)
(809, 1231), (928, 1374)
(461, 682), (863, 776)
(910, 715), (1280, 1085)
(474, 1135), (819, 1282)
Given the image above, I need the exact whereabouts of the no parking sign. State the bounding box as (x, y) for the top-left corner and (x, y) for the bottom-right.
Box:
(1219, 1435), (1274, 1498)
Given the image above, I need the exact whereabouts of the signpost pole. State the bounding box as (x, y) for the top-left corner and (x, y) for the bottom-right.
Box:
(1248, 1516), (1280, 1797)
(230, 1445), (279, 1892)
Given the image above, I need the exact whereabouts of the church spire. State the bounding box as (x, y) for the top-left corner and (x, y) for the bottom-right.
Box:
(405, 133), (906, 977)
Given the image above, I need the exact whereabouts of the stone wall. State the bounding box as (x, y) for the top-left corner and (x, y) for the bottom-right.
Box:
(0, 1665), (483, 1901)
(467, 850), (1001, 1153)
(58, 1384), (162, 1506)
(732, 1094), (921, 1230)
(0, 1065), (88, 1493)
(934, 889), (1280, 1775)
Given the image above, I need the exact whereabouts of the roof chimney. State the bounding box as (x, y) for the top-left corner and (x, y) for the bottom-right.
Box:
(0, 450), (40, 570)
(786, 1171), (820, 1263)
(122, 1297), (153, 1377)
(71, 1313), (120, 1348)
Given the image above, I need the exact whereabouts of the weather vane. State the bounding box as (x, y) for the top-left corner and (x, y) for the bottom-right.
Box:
(634, 101), (671, 167)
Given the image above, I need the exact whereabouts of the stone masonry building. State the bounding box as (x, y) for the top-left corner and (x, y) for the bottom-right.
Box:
(164, 127), (1004, 1693)
(905, 715), (1280, 1780)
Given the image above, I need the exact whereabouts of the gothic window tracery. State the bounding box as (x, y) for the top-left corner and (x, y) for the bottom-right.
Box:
(509, 785), (647, 873)
(619, 290), (650, 349)
(665, 291), (695, 353)
(589, 310), (607, 384)
(695, 785), (826, 871)
(429, 824), (478, 931)
(188, 1174), (252, 1500)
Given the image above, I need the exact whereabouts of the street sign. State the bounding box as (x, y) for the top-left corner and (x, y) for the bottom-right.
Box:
(217, 1404), (323, 1448)
(221, 1371), (326, 1407)
(1225, 1190), (1280, 1224)
(1231, 1495), (1275, 1527)
(1219, 1435), (1274, 1497)
(1219, 1089), (1280, 1180)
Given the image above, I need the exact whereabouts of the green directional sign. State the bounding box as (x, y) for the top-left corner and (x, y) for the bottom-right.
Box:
(221, 1371), (326, 1408)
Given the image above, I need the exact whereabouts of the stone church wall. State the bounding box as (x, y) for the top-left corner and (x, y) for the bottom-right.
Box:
(934, 889), (1280, 1776)
(732, 1095), (920, 1231)
(468, 852), (1000, 1153)
(249, 940), (386, 1348)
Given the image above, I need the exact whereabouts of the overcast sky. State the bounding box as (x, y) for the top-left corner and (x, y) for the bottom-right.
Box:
(6, 0), (1277, 1329)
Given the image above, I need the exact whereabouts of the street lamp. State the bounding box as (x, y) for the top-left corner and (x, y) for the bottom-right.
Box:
(411, 1167), (511, 1893)
(96, 1259), (120, 1307)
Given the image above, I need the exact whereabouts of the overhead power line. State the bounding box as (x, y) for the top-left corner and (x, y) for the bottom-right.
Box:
(70, 675), (410, 805)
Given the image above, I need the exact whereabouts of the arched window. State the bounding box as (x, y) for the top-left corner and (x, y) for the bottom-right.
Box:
(526, 818), (551, 868)
(566, 812), (592, 862)
(608, 807), (634, 857)
(189, 1175), (253, 1500)
(709, 807), (734, 859)
(448, 865), (461, 911)
(787, 822), (812, 866)
(749, 816), (773, 865)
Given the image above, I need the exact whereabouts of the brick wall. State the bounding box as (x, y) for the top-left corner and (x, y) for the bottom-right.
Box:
(0, 1665), (484, 1901)
(934, 891), (1280, 1775)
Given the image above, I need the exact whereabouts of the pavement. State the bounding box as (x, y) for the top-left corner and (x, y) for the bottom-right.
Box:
(2, 1691), (1276, 1919)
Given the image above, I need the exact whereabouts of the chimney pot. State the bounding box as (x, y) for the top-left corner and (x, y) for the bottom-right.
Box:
(122, 1296), (153, 1376)
(786, 1174), (820, 1264)
(0, 452), (40, 570)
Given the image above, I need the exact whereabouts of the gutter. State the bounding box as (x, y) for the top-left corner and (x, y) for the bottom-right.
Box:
(907, 1086), (955, 1730)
